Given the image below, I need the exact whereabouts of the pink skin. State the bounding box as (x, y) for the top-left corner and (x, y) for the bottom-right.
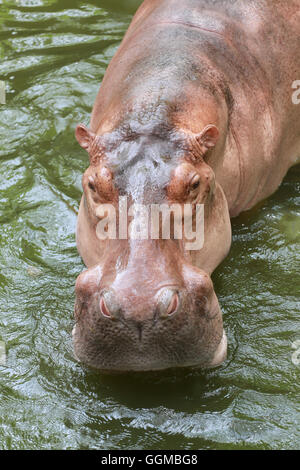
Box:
(72, 0), (300, 372)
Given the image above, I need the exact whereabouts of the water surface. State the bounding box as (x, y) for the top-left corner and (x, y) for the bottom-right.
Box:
(0, 0), (299, 450)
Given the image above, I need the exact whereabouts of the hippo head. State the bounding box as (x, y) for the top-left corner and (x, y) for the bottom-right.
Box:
(72, 118), (231, 372)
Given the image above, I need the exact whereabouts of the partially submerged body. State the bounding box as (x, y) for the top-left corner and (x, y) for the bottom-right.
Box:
(73, 0), (300, 372)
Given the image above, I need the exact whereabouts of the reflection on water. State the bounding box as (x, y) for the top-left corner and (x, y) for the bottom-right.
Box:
(0, 0), (299, 450)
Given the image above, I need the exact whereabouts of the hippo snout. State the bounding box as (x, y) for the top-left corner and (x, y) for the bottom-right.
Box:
(99, 287), (180, 320)
(73, 263), (227, 373)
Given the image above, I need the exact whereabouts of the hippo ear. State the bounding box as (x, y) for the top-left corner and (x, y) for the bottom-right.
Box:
(195, 125), (219, 157)
(75, 123), (95, 151)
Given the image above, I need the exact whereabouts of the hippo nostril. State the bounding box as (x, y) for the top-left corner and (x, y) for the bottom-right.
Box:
(99, 296), (112, 318)
(157, 288), (180, 318)
(99, 290), (121, 319)
(166, 292), (179, 316)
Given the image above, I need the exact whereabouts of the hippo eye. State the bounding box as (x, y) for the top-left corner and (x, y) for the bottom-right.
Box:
(88, 177), (96, 192)
(190, 175), (200, 191)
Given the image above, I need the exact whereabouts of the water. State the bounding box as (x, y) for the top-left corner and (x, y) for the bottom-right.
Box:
(0, 0), (299, 450)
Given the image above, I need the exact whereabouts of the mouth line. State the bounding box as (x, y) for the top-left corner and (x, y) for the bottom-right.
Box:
(72, 322), (227, 372)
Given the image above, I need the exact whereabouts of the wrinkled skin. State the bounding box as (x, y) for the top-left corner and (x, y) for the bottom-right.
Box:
(73, 0), (300, 373)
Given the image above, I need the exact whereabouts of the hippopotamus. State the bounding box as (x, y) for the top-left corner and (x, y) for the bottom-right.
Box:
(72, 0), (300, 372)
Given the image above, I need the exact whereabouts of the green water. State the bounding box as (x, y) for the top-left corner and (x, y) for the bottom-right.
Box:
(0, 0), (299, 450)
